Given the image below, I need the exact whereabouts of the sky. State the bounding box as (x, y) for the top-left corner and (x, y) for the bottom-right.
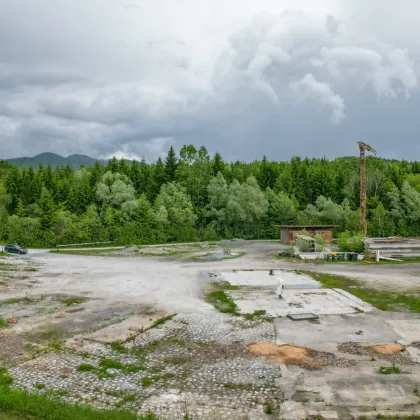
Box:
(0, 0), (419, 162)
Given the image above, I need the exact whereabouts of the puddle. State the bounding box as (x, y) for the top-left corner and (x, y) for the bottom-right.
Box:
(200, 252), (240, 260)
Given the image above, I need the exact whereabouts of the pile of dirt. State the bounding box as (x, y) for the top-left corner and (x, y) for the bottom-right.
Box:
(248, 342), (355, 370)
(367, 344), (404, 355)
(338, 342), (414, 364)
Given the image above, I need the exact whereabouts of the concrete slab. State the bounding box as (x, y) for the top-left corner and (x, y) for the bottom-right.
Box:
(385, 319), (420, 343)
(221, 270), (320, 288)
(83, 309), (170, 343)
(274, 313), (404, 346)
(227, 288), (375, 317)
(406, 346), (420, 363)
(276, 362), (420, 418)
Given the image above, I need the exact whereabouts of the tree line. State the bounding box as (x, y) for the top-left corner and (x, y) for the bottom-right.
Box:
(1, 144), (420, 247)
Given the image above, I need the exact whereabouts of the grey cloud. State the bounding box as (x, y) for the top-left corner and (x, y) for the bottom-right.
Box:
(290, 73), (346, 124)
(0, 1), (419, 161)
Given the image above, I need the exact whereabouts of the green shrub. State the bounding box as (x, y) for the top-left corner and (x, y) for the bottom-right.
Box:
(314, 234), (324, 245)
(296, 235), (315, 252)
(338, 232), (365, 253)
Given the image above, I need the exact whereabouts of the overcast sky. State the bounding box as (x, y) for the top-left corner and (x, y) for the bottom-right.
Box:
(1, 0), (419, 162)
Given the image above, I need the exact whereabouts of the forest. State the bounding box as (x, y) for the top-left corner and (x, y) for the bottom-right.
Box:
(1, 144), (420, 247)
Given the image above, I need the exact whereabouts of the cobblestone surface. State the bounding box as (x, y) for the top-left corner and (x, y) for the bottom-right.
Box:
(9, 314), (280, 419)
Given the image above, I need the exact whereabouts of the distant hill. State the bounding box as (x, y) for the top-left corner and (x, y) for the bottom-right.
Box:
(5, 153), (113, 168)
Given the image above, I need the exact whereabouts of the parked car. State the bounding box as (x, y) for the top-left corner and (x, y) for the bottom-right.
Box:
(4, 244), (28, 255)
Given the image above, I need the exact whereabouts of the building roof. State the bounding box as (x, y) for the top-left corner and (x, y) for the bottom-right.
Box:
(279, 225), (339, 229)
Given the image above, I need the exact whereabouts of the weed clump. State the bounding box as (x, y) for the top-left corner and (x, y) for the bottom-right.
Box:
(379, 364), (401, 374)
(76, 363), (95, 372)
(60, 296), (89, 306)
(206, 290), (239, 316)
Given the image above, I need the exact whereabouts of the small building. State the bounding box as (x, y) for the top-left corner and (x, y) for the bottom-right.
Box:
(279, 225), (338, 245)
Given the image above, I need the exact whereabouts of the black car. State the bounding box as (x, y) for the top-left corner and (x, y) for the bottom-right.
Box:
(4, 244), (28, 255)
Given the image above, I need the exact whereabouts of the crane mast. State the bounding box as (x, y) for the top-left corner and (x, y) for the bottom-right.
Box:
(358, 141), (377, 237)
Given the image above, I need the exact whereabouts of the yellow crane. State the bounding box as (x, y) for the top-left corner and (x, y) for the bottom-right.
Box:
(358, 141), (377, 237)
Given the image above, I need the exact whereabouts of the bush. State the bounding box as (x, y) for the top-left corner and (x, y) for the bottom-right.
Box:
(296, 234), (315, 252)
(314, 234), (324, 246)
(338, 232), (365, 253)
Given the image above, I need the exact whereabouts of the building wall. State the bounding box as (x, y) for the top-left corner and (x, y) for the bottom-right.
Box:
(282, 229), (333, 245)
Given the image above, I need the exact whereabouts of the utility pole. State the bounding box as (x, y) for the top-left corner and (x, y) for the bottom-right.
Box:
(358, 141), (377, 237)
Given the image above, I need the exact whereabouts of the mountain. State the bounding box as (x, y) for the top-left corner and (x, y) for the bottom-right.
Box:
(5, 153), (112, 168)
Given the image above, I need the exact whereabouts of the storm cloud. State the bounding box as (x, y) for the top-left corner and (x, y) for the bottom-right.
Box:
(0, 0), (419, 161)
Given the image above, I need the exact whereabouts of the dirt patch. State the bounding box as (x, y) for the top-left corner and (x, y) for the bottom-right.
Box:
(338, 342), (414, 364)
(367, 344), (404, 355)
(248, 342), (355, 370)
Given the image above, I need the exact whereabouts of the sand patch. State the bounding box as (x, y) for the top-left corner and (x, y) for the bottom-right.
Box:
(248, 342), (355, 370)
(367, 344), (404, 355)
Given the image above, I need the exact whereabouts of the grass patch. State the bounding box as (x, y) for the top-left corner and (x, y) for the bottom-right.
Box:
(0, 317), (8, 329)
(33, 384), (45, 390)
(60, 297), (89, 306)
(212, 282), (240, 291)
(297, 270), (420, 312)
(122, 365), (145, 373)
(58, 243), (118, 249)
(379, 364), (401, 375)
(110, 341), (128, 354)
(0, 251), (9, 257)
(115, 393), (137, 409)
(26, 329), (66, 344)
(0, 263), (17, 271)
(0, 368), (13, 386)
(99, 359), (124, 370)
(77, 359), (144, 376)
(0, 382), (158, 419)
(206, 290), (239, 316)
(49, 249), (114, 256)
(76, 364), (95, 372)
(376, 415), (420, 419)
(264, 403), (274, 414)
(99, 358), (145, 374)
(140, 375), (166, 388)
(152, 314), (176, 327)
(244, 309), (268, 320)
(0, 297), (37, 306)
